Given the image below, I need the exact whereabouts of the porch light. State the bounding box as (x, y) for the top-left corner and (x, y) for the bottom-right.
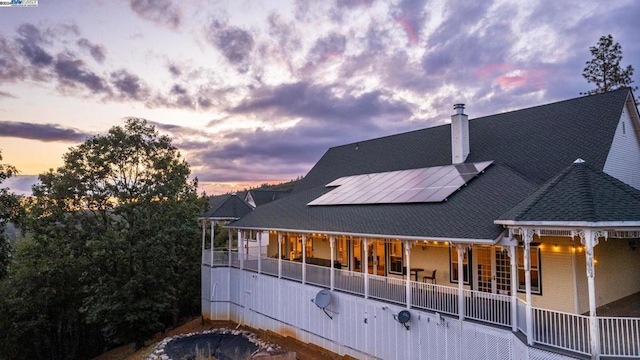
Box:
(422, 241), (428, 250)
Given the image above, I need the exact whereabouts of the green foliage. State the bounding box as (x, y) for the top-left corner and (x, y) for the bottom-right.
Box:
(0, 150), (22, 279)
(582, 34), (637, 95)
(0, 119), (207, 358)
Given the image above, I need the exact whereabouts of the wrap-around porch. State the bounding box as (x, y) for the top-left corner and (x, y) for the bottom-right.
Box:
(202, 225), (640, 359)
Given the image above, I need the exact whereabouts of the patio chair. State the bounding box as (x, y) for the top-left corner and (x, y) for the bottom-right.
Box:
(422, 269), (437, 284)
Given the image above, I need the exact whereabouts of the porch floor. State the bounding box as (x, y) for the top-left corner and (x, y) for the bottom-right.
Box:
(596, 291), (640, 317)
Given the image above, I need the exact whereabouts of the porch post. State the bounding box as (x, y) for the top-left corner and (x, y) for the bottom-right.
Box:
(363, 238), (369, 299)
(277, 232), (282, 279)
(239, 230), (245, 270)
(456, 244), (466, 321)
(580, 229), (603, 359)
(257, 231), (262, 274)
(330, 235), (335, 291)
(302, 234), (307, 285)
(210, 220), (215, 266)
(522, 229), (534, 346)
(508, 244), (518, 332)
(404, 241), (411, 308)
(228, 222), (232, 267)
(201, 219), (206, 265)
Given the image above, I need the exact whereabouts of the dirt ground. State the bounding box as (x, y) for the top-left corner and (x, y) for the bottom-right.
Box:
(94, 317), (349, 360)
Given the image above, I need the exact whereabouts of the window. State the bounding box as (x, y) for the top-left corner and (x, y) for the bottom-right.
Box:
(517, 245), (542, 294)
(244, 230), (258, 242)
(387, 240), (404, 275)
(449, 247), (471, 284)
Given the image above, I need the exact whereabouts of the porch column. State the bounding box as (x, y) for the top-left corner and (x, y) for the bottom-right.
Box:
(404, 241), (411, 309)
(302, 234), (307, 285)
(330, 235), (335, 290)
(210, 220), (215, 266)
(277, 232), (282, 279)
(580, 229), (603, 359)
(238, 229), (244, 270)
(228, 222), (232, 267)
(522, 229), (534, 346)
(363, 238), (369, 299)
(257, 231), (262, 274)
(455, 244), (466, 321)
(508, 244), (518, 332)
(201, 219), (206, 265)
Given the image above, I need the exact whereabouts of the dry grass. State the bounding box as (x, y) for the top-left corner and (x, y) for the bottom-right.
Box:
(93, 318), (346, 360)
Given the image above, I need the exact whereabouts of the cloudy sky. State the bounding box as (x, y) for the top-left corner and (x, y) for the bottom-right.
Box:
(0, 0), (638, 195)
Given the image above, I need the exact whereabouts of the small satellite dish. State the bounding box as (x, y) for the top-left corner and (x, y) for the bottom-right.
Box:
(312, 289), (333, 319)
(315, 289), (331, 309)
(394, 310), (411, 330)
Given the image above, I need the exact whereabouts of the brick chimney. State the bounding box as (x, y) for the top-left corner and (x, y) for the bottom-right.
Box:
(451, 103), (469, 164)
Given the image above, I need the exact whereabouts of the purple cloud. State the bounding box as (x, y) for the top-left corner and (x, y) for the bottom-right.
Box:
(206, 20), (255, 73)
(77, 38), (106, 63)
(110, 69), (149, 101)
(128, 0), (182, 29)
(15, 23), (53, 67)
(54, 53), (109, 94)
(0, 121), (92, 142)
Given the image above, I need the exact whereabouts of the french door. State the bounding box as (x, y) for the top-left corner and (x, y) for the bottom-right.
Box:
(475, 247), (511, 295)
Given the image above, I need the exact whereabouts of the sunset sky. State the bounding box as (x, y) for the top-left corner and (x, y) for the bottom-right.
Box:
(1, 0), (639, 195)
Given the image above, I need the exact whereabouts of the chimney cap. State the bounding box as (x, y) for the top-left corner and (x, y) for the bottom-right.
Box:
(453, 103), (465, 115)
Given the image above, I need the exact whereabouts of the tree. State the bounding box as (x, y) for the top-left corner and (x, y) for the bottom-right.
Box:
(582, 34), (637, 95)
(23, 118), (205, 350)
(0, 150), (21, 279)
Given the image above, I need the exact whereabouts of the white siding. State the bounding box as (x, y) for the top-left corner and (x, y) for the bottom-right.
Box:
(603, 103), (640, 189)
(204, 267), (575, 360)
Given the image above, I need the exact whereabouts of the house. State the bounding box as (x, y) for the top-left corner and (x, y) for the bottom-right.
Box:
(244, 189), (292, 208)
(202, 88), (640, 359)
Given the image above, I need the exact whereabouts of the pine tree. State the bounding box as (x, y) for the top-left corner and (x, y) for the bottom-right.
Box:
(582, 34), (637, 95)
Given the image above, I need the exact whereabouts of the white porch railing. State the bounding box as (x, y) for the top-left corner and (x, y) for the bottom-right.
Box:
(306, 263), (331, 287)
(281, 260), (302, 281)
(412, 281), (459, 316)
(230, 251), (239, 268)
(532, 307), (590, 355)
(334, 268), (364, 295)
(261, 256), (279, 276)
(203, 249), (229, 266)
(464, 289), (512, 327)
(243, 253), (259, 273)
(368, 274), (406, 305)
(599, 316), (640, 357)
(205, 251), (640, 358)
(202, 249), (211, 265)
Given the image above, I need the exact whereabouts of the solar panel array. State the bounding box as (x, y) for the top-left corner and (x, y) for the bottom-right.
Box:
(307, 161), (493, 206)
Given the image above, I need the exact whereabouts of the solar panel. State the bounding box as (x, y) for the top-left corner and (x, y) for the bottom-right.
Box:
(307, 161), (493, 206)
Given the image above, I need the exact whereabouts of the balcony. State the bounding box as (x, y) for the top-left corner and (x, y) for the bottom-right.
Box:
(203, 249), (640, 358)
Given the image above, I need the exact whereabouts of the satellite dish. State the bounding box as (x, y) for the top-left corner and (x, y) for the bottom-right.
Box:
(397, 310), (411, 324)
(313, 290), (333, 319)
(395, 310), (411, 330)
(315, 289), (331, 309)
